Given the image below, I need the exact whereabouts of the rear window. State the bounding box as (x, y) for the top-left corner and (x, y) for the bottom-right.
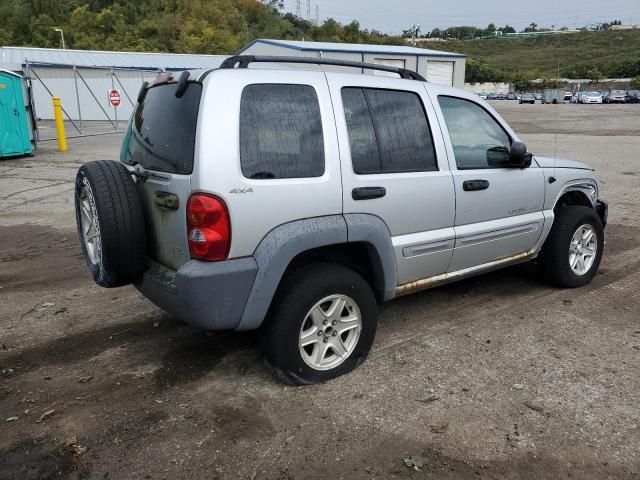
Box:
(239, 84), (325, 179)
(123, 82), (202, 175)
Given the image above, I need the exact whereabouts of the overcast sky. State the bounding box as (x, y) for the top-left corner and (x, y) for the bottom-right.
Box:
(280, 0), (640, 34)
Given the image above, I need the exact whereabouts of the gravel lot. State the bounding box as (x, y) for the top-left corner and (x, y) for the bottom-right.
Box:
(1, 102), (639, 480)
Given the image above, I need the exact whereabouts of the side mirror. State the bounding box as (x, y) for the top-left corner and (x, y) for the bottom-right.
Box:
(509, 141), (533, 168)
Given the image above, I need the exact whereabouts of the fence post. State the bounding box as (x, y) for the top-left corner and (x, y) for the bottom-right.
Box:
(73, 66), (82, 128)
(52, 96), (67, 152)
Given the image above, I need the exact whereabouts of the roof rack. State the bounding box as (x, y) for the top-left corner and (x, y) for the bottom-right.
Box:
(218, 55), (426, 81)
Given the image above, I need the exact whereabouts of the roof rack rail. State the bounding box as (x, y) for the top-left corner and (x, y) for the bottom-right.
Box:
(219, 55), (426, 81)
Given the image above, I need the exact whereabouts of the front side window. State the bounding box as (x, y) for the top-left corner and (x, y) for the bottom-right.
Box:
(342, 87), (437, 174)
(239, 84), (324, 179)
(438, 96), (511, 169)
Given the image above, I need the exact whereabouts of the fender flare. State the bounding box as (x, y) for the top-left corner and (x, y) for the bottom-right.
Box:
(236, 216), (348, 331)
(235, 214), (397, 331)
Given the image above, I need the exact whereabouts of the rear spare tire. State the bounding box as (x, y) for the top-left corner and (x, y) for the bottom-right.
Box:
(74, 160), (146, 287)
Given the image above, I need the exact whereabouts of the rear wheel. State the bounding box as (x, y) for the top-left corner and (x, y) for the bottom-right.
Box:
(540, 206), (604, 287)
(74, 160), (146, 287)
(262, 263), (378, 385)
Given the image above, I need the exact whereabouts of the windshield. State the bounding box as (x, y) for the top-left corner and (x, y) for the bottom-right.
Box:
(588, 92), (600, 96)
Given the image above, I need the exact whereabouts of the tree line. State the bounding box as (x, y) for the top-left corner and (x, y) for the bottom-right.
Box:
(0, 0), (403, 54)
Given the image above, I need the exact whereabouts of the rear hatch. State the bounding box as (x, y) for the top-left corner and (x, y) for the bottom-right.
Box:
(120, 77), (202, 270)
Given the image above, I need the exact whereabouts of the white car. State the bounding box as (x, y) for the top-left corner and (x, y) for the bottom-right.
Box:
(583, 91), (603, 104)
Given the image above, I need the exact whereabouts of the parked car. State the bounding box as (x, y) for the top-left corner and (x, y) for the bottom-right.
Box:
(626, 90), (640, 103)
(519, 93), (536, 104)
(534, 92), (542, 100)
(608, 90), (627, 103)
(497, 93), (507, 100)
(487, 92), (498, 100)
(582, 91), (603, 104)
(74, 56), (607, 384)
(507, 93), (517, 100)
(478, 92), (488, 100)
(601, 91), (610, 103)
(563, 92), (572, 102)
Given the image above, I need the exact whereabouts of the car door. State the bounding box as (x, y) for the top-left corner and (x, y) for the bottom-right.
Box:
(430, 91), (545, 272)
(326, 73), (455, 286)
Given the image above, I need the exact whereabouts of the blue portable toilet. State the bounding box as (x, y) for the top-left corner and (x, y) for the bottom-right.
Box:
(0, 69), (34, 157)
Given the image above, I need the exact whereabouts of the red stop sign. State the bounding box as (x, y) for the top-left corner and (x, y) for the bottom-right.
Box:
(109, 89), (121, 107)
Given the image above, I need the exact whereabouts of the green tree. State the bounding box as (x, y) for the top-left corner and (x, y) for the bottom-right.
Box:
(631, 76), (640, 89)
(587, 67), (604, 82)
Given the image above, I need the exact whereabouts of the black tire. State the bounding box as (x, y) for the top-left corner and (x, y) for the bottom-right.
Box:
(74, 160), (146, 287)
(262, 263), (378, 385)
(540, 205), (604, 287)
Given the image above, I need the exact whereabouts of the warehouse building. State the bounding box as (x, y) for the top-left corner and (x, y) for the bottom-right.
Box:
(0, 46), (226, 121)
(0, 40), (465, 124)
(237, 39), (466, 87)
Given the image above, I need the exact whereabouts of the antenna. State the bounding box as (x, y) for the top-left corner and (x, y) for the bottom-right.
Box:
(553, 57), (560, 181)
(296, 0), (301, 17)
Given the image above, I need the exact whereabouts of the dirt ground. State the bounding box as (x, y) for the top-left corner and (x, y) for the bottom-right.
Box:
(1, 102), (639, 480)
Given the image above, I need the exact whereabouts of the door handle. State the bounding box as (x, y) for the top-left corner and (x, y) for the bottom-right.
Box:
(463, 179), (490, 192)
(352, 186), (386, 200)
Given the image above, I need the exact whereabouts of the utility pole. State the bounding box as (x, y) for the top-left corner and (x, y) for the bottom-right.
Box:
(296, 0), (301, 18)
(315, 5), (320, 25)
(411, 24), (420, 46)
(306, 0), (311, 21)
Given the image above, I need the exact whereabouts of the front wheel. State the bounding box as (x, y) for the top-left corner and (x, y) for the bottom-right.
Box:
(540, 205), (604, 287)
(262, 263), (378, 385)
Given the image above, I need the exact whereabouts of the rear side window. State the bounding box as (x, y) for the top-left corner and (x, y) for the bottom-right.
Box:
(342, 87), (437, 174)
(240, 84), (324, 179)
(125, 82), (202, 175)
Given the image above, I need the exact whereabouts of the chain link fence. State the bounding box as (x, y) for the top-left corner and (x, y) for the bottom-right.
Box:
(24, 62), (166, 140)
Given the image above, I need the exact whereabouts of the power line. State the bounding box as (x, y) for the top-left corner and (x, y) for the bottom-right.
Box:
(296, 0), (301, 18)
(306, 0), (311, 21)
(315, 4), (320, 25)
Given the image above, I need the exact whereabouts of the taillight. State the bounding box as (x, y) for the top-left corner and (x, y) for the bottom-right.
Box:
(186, 193), (230, 261)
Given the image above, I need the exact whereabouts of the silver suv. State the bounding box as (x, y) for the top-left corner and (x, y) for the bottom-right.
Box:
(74, 56), (607, 384)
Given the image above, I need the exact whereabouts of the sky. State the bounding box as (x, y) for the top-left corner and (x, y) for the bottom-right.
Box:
(279, 0), (640, 35)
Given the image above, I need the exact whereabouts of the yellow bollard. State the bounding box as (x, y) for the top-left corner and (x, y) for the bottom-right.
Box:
(52, 96), (68, 152)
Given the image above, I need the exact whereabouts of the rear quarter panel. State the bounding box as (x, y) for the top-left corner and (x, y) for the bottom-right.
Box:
(193, 69), (342, 258)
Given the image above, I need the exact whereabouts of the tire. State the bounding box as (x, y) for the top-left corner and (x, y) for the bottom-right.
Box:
(74, 160), (146, 287)
(540, 205), (604, 288)
(262, 263), (378, 385)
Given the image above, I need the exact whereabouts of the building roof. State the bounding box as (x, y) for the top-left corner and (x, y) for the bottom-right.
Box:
(238, 39), (465, 58)
(0, 46), (227, 71)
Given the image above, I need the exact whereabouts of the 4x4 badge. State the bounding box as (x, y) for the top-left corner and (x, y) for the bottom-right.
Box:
(229, 188), (253, 194)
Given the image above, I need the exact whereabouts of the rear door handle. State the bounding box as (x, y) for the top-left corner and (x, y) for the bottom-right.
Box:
(352, 186), (386, 200)
(463, 179), (490, 192)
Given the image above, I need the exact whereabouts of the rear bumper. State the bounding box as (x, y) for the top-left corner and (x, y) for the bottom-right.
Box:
(596, 200), (608, 229)
(136, 257), (258, 330)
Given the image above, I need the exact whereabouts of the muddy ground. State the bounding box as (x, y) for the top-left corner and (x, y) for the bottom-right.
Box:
(1, 102), (639, 480)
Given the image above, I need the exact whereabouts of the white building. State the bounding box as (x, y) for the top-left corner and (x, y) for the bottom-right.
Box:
(0, 46), (226, 121)
(0, 41), (465, 123)
(237, 39), (466, 88)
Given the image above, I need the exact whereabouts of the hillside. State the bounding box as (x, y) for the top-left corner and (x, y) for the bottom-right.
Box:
(0, 0), (402, 54)
(424, 30), (640, 80)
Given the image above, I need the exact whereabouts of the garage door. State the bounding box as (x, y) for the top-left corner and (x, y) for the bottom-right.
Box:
(373, 58), (406, 77)
(426, 61), (454, 86)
